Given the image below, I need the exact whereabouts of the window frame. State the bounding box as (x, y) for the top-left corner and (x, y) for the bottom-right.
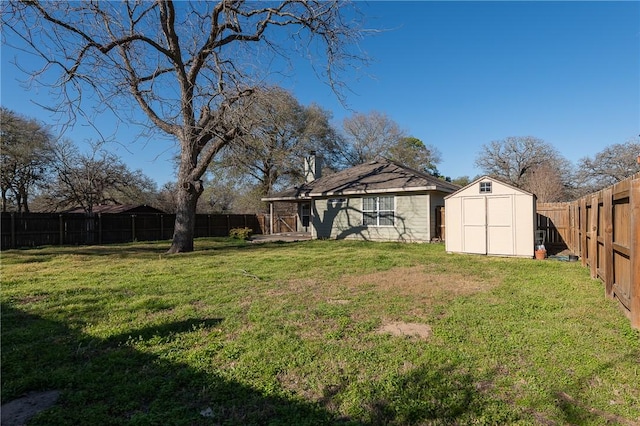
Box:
(479, 181), (492, 193)
(362, 195), (395, 227)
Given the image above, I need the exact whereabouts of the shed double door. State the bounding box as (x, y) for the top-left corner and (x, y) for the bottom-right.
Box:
(461, 196), (515, 255)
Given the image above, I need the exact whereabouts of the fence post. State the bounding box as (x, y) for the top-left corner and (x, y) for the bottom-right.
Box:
(11, 212), (16, 249)
(630, 178), (640, 330)
(98, 213), (103, 245)
(269, 203), (274, 235)
(602, 188), (613, 298)
(131, 215), (136, 242)
(160, 215), (164, 240)
(580, 197), (587, 267)
(59, 214), (64, 246)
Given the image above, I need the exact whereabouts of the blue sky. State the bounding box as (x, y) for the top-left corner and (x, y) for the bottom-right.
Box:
(2, 1), (639, 187)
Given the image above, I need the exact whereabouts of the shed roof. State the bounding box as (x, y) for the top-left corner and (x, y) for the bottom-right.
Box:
(444, 175), (535, 199)
(263, 159), (459, 201)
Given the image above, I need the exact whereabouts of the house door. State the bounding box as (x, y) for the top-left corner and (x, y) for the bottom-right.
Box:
(462, 197), (486, 254)
(300, 203), (311, 232)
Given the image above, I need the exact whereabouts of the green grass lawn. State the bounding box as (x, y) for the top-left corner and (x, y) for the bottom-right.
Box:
(2, 239), (639, 425)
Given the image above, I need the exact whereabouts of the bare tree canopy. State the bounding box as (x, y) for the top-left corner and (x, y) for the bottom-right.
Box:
(474, 136), (573, 201)
(37, 140), (157, 213)
(3, 0), (367, 252)
(339, 110), (405, 167)
(575, 139), (640, 193)
(0, 108), (55, 213)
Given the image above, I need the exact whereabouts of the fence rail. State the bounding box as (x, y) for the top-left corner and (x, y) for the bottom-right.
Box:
(1, 212), (264, 250)
(537, 173), (640, 329)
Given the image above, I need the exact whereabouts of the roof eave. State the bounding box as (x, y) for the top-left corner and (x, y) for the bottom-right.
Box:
(261, 195), (311, 202)
(309, 185), (447, 197)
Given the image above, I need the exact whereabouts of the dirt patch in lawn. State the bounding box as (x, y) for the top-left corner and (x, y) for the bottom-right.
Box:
(376, 321), (432, 340)
(342, 265), (496, 301)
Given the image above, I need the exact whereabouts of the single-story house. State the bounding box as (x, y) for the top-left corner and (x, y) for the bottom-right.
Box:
(263, 157), (459, 242)
(444, 175), (536, 257)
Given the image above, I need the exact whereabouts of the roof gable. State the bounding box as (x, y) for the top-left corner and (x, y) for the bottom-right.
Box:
(445, 175), (534, 199)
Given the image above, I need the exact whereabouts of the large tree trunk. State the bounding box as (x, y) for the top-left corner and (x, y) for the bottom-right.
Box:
(168, 179), (204, 254)
(19, 187), (30, 213)
(167, 140), (206, 253)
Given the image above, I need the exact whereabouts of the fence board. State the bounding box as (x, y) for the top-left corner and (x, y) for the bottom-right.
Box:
(631, 178), (640, 329)
(603, 188), (613, 297)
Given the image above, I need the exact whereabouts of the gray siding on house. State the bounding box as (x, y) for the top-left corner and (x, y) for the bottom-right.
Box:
(312, 193), (432, 242)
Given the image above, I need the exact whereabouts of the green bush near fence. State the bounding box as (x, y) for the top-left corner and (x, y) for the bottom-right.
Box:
(229, 227), (253, 240)
(2, 239), (639, 425)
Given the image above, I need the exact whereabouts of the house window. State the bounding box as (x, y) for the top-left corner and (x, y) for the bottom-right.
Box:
(328, 198), (346, 208)
(363, 196), (394, 226)
(480, 181), (492, 193)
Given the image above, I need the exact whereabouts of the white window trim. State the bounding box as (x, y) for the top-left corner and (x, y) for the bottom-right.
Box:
(362, 195), (395, 227)
(480, 181), (492, 193)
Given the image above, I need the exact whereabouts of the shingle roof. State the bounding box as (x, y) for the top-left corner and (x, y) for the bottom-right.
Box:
(263, 159), (459, 201)
(65, 204), (165, 214)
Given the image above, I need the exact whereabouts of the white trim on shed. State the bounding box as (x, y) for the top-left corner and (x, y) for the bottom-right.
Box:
(445, 176), (536, 258)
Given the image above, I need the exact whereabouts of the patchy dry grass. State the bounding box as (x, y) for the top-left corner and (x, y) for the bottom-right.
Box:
(2, 238), (639, 425)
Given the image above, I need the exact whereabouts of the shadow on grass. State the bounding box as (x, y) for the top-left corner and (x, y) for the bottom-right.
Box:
(102, 318), (225, 345)
(2, 302), (513, 425)
(552, 357), (640, 426)
(1, 238), (317, 260)
(1, 303), (345, 425)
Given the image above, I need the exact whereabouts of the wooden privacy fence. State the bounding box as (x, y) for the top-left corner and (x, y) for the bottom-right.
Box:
(537, 173), (640, 330)
(1, 212), (264, 250)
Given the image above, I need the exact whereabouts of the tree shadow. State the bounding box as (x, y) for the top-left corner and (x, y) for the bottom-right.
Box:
(313, 198), (419, 242)
(2, 302), (509, 425)
(1, 303), (346, 425)
(551, 353), (640, 425)
(0, 238), (294, 260)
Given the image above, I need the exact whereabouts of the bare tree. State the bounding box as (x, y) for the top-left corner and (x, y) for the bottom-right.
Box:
(153, 182), (179, 214)
(339, 111), (405, 167)
(522, 163), (569, 202)
(0, 108), (55, 212)
(575, 139), (640, 193)
(39, 140), (156, 213)
(475, 136), (572, 198)
(3, 1), (366, 252)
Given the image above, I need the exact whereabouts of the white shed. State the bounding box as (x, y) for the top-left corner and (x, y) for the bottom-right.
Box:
(445, 176), (536, 257)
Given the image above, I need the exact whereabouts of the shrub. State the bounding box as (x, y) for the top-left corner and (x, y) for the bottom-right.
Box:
(229, 227), (252, 240)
